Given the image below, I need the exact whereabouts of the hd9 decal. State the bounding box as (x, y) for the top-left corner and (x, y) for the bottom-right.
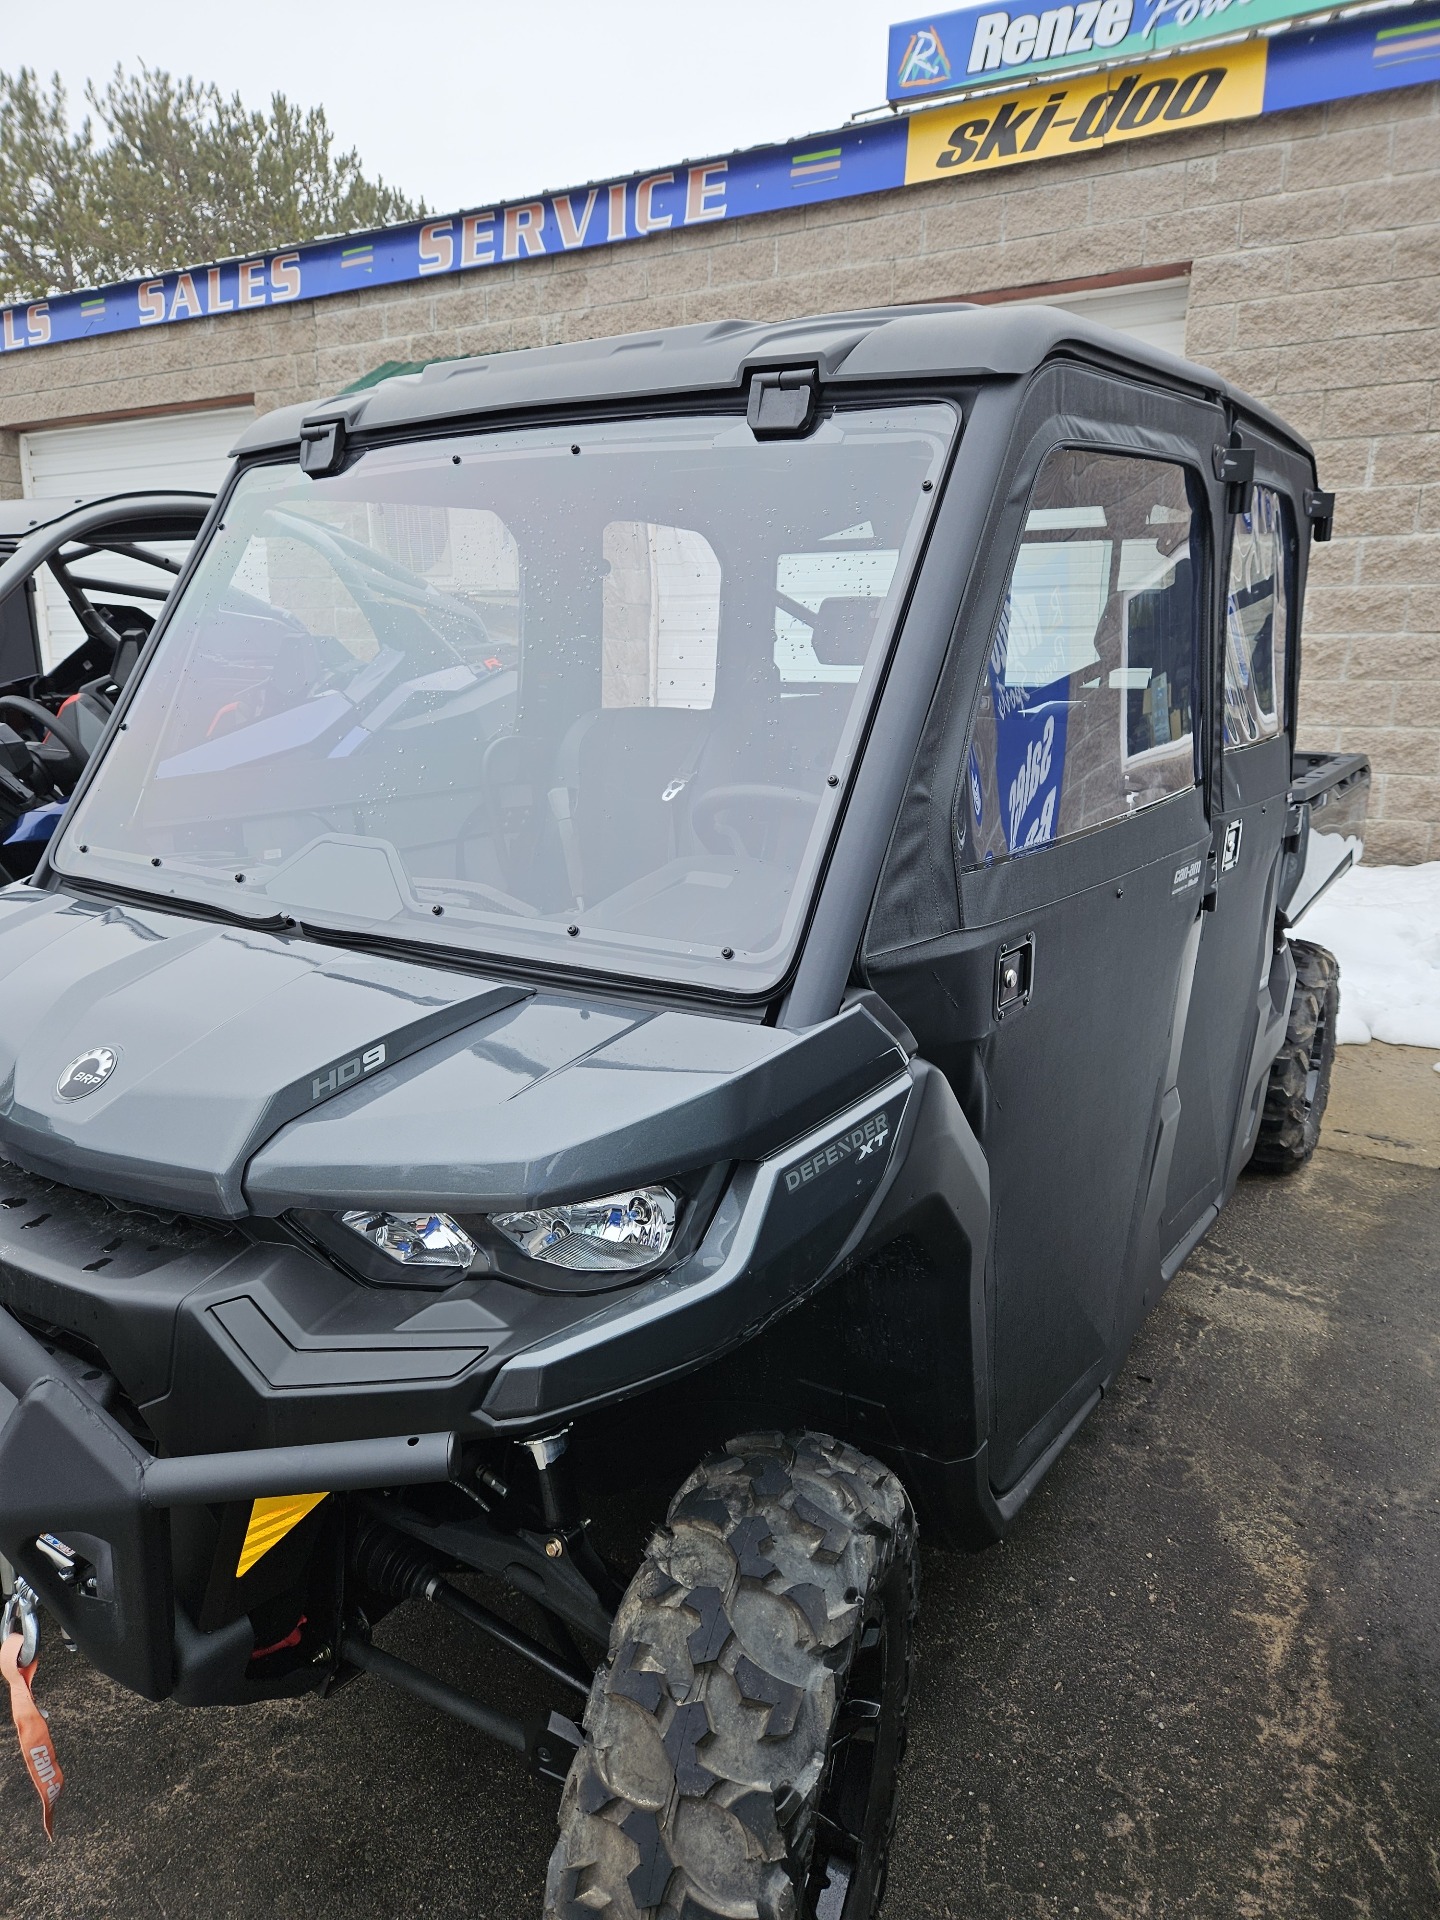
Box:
(905, 37), (1266, 178)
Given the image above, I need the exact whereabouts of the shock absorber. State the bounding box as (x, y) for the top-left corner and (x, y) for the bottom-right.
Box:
(521, 1429), (621, 1611)
(350, 1519), (438, 1605)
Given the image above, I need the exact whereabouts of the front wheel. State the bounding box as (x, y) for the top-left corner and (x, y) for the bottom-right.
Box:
(545, 1431), (918, 1919)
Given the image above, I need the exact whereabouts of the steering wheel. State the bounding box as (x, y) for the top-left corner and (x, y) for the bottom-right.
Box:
(0, 697), (89, 791)
(689, 784), (820, 860)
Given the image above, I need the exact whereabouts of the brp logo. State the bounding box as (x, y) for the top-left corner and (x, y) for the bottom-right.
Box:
(56, 1047), (119, 1101)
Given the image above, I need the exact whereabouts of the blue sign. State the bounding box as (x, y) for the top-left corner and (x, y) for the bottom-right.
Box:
(887, 0), (1364, 101)
(1262, 4), (1440, 111)
(987, 600), (1070, 854)
(0, 122), (905, 360)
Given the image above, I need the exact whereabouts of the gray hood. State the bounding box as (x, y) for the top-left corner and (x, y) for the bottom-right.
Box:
(0, 890), (902, 1220)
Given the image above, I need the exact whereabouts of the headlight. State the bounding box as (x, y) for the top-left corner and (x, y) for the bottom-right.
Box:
(491, 1185), (678, 1272)
(339, 1209), (478, 1270)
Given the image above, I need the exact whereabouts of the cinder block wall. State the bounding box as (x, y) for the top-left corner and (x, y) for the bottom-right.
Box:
(0, 84), (1434, 858)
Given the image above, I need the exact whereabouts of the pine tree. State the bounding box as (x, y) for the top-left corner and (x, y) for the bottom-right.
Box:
(0, 64), (425, 305)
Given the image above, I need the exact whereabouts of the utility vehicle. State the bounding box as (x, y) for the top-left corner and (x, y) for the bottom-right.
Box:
(0, 308), (1365, 1916)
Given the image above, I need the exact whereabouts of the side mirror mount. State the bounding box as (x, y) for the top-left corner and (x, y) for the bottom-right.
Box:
(1304, 487), (1336, 543)
(1213, 440), (1255, 516)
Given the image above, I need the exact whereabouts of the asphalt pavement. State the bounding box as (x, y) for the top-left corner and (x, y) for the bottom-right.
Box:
(5, 1045), (1439, 1920)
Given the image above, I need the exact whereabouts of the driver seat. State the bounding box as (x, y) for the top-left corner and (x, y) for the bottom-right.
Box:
(551, 705), (708, 908)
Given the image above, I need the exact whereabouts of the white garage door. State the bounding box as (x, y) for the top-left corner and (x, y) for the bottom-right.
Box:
(997, 276), (1191, 356)
(19, 404), (251, 664)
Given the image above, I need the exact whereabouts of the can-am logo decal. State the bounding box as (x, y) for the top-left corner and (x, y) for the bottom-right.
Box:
(56, 1047), (119, 1101)
(785, 1111), (892, 1192)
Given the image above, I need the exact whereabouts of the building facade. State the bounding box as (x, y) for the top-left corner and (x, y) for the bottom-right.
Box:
(0, 74), (1434, 858)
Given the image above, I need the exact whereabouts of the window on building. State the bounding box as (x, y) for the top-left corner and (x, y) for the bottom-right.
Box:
(1223, 485), (1288, 748)
(964, 447), (1200, 864)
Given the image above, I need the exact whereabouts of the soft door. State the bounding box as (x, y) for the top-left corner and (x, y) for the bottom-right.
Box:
(1162, 439), (1305, 1254)
(868, 388), (1221, 1498)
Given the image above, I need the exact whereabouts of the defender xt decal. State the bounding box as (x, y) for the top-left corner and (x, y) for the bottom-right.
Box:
(785, 1110), (893, 1191)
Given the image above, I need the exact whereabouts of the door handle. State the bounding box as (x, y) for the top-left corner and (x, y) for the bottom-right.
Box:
(1202, 817), (1243, 912)
(995, 933), (1035, 1018)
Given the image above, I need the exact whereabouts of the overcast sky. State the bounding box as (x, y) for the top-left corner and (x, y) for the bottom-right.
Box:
(5, 1), (912, 213)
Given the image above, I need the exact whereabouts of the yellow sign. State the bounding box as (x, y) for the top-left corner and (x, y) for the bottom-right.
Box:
(237, 1491), (328, 1578)
(905, 40), (1267, 181)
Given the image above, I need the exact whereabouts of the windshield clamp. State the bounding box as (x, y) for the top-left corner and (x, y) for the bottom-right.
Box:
(746, 367), (818, 440)
(299, 415), (349, 477)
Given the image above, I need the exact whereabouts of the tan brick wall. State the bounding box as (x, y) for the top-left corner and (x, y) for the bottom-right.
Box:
(0, 83), (1434, 856)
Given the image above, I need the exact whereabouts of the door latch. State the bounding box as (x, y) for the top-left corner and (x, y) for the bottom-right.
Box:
(995, 933), (1035, 1019)
(1221, 818), (1243, 872)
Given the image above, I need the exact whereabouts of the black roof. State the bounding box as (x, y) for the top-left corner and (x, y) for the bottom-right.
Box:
(231, 303), (1310, 461)
(0, 491), (212, 543)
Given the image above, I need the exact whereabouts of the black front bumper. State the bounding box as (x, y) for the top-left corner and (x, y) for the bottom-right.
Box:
(0, 1305), (456, 1699)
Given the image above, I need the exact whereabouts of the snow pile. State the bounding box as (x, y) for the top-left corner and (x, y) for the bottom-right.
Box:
(1297, 860), (1440, 1053)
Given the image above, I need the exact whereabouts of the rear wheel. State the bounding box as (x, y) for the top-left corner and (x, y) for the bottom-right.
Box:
(545, 1430), (918, 1919)
(1251, 937), (1340, 1173)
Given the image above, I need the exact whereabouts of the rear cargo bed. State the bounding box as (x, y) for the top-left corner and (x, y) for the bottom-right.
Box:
(1283, 750), (1371, 923)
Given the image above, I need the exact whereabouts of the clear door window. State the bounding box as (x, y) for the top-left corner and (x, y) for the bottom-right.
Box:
(964, 448), (1200, 865)
(1223, 486), (1288, 748)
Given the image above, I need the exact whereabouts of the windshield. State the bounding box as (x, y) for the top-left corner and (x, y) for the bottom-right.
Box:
(54, 405), (953, 990)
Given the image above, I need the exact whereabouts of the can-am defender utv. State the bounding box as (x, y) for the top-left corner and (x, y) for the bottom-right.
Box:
(0, 309), (1365, 1914)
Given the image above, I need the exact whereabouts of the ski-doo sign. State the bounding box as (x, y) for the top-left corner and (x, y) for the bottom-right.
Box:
(888, 0), (1345, 99)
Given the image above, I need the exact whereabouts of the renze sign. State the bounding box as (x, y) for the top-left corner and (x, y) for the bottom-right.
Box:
(887, 0), (1345, 98)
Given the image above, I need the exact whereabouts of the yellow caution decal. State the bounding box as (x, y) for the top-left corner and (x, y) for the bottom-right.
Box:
(237, 1492), (328, 1578)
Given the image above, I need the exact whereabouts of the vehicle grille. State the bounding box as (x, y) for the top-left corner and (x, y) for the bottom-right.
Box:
(0, 1158), (239, 1264)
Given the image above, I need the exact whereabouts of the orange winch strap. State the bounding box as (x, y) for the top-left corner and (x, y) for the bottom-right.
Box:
(1, 1630), (63, 1840)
